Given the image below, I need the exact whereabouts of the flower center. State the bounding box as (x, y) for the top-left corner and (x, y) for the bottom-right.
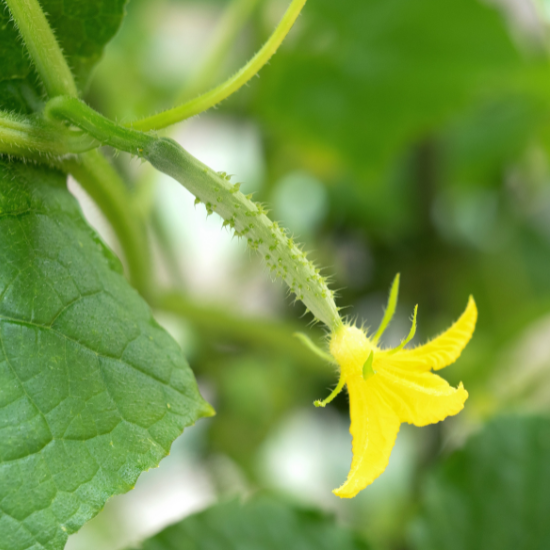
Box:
(330, 325), (374, 379)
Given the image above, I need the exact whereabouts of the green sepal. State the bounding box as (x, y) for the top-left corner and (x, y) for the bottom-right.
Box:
(389, 304), (418, 354)
(372, 273), (400, 344)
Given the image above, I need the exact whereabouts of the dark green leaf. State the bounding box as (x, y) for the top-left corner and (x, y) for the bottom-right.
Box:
(0, 159), (213, 550)
(255, 0), (546, 177)
(411, 415), (550, 550)
(0, 0), (128, 111)
(127, 494), (371, 550)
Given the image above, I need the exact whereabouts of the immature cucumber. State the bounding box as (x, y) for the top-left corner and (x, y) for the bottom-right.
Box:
(145, 138), (341, 329)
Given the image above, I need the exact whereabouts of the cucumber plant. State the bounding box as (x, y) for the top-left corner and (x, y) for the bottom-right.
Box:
(0, 1), (343, 548)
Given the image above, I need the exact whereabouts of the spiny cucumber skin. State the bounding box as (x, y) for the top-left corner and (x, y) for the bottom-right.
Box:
(145, 138), (341, 329)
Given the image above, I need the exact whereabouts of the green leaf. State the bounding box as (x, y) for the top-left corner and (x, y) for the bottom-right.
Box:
(0, 159), (213, 550)
(411, 415), (550, 550)
(127, 494), (371, 550)
(255, 0), (545, 177)
(0, 0), (128, 111)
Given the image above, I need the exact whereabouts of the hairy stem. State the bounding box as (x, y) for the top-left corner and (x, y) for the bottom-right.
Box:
(46, 96), (342, 329)
(4, 0), (78, 98)
(127, 0), (307, 131)
(0, 111), (98, 157)
(46, 97), (156, 152)
(60, 150), (152, 299)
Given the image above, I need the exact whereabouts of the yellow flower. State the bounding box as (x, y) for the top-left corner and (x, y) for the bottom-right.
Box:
(314, 275), (477, 498)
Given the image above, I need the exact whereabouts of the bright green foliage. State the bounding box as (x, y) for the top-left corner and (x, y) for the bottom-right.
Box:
(127, 495), (371, 550)
(0, 160), (212, 550)
(411, 416), (550, 550)
(0, 0), (127, 111)
(256, 0), (544, 176)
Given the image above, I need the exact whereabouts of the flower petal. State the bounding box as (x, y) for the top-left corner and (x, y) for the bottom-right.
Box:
(377, 366), (468, 426)
(333, 377), (400, 498)
(378, 296), (477, 372)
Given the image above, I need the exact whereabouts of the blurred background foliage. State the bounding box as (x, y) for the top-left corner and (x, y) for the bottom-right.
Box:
(66, 0), (550, 548)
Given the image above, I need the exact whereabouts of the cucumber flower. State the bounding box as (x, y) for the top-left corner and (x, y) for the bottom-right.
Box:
(306, 275), (477, 498)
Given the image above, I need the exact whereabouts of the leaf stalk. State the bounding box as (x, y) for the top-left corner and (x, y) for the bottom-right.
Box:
(4, 0), (78, 98)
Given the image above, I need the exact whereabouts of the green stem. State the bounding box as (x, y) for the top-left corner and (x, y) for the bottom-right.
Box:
(46, 97), (155, 152)
(60, 150), (152, 299)
(178, 0), (261, 102)
(0, 111), (98, 157)
(46, 96), (342, 329)
(128, 0), (307, 131)
(4, 0), (78, 98)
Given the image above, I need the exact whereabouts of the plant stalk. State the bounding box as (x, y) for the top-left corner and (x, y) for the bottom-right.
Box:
(4, 0), (78, 98)
(60, 150), (152, 299)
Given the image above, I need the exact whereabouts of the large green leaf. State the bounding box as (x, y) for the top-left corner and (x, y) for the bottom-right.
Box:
(411, 415), (550, 550)
(0, 0), (128, 111)
(127, 495), (371, 550)
(0, 159), (213, 550)
(255, 0), (546, 177)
